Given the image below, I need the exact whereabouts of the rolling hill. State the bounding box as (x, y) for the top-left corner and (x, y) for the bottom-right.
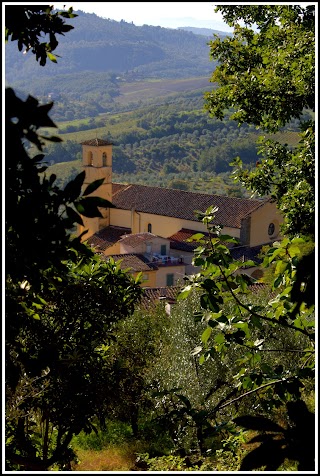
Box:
(5, 9), (225, 86)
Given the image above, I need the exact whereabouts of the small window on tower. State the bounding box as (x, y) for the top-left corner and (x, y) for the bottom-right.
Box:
(148, 223), (152, 233)
(88, 152), (93, 166)
(102, 152), (107, 166)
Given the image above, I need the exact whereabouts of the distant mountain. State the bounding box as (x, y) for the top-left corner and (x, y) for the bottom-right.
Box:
(5, 10), (221, 85)
(177, 26), (230, 38)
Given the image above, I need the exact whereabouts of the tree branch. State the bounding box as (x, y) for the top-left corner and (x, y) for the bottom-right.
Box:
(213, 377), (293, 413)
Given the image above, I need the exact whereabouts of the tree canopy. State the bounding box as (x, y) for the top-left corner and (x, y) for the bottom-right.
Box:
(178, 5), (316, 470)
(205, 4), (315, 238)
(5, 6), (142, 470)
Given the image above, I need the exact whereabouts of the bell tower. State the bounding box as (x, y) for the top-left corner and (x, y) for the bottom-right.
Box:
(78, 138), (113, 240)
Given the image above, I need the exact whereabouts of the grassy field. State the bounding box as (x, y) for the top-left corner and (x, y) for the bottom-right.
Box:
(114, 76), (212, 105)
(72, 445), (137, 471)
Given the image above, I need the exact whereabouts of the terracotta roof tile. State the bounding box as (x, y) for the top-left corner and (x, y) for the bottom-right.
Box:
(169, 230), (262, 264)
(111, 183), (265, 228)
(119, 232), (159, 248)
(138, 283), (272, 309)
(139, 286), (181, 309)
(81, 138), (113, 146)
(105, 253), (158, 272)
(87, 226), (131, 251)
(169, 228), (210, 252)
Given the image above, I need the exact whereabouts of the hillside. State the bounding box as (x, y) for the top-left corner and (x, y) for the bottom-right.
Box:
(5, 9), (220, 85)
(41, 90), (306, 196)
(7, 7), (309, 196)
(5, 9), (223, 121)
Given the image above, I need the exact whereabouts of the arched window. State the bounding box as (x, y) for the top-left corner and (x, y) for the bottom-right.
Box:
(147, 223), (152, 233)
(102, 152), (107, 166)
(88, 151), (93, 166)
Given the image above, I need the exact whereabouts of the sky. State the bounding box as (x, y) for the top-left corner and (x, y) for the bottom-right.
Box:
(52, 2), (235, 31)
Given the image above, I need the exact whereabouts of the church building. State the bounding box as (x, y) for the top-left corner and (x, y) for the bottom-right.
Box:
(78, 138), (283, 286)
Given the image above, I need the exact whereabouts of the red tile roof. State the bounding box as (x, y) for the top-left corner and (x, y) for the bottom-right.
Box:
(138, 283), (272, 310)
(119, 232), (159, 248)
(105, 254), (158, 272)
(139, 286), (181, 309)
(169, 228), (210, 252)
(111, 183), (265, 228)
(87, 226), (131, 251)
(81, 138), (113, 146)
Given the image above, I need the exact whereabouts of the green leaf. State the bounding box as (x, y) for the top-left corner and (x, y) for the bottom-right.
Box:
(187, 233), (205, 241)
(214, 333), (225, 344)
(250, 315), (263, 329)
(82, 178), (105, 197)
(75, 197), (114, 218)
(64, 171), (85, 202)
(178, 285), (193, 300)
(201, 326), (212, 345)
(273, 275), (283, 288)
(241, 376), (253, 389)
(47, 52), (57, 63)
(288, 245), (301, 258)
(66, 206), (84, 226)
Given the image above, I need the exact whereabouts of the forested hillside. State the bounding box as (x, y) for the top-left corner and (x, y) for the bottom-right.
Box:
(5, 9), (223, 84)
(6, 10), (226, 121)
(42, 89), (308, 194)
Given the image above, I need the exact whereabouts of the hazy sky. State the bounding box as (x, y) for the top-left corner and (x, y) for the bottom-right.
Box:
(52, 2), (234, 31)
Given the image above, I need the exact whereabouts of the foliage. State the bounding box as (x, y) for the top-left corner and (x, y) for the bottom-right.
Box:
(133, 442), (245, 471)
(42, 94), (305, 196)
(178, 207), (315, 470)
(5, 5), (77, 66)
(232, 124), (315, 237)
(5, 5), (142, 470)
(99, 304), (170, 436)
(180, 5), (315, 464)
(6, 86), (115, 291)
(192, 10), (316, 470)
(6, 257), (142, 471)
(73, 420), (134, 451)
(234, 400), (315, 471)
(205, 4), (315, 238)
(206, 5), (314, 130)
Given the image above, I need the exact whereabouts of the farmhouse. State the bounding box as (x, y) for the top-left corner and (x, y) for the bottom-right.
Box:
(78, 138), (283, 286)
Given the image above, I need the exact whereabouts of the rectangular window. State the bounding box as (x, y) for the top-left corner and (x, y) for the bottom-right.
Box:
(142, 274), (149, 281)
(166, 273), (174, 286)
(160, 244), (167, 256)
